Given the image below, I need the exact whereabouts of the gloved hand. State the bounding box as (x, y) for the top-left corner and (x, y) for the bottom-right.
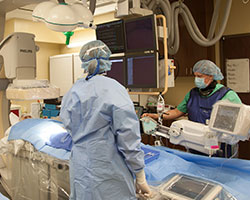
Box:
(141, 113), (158, 120)
(135, 169), (152, 198)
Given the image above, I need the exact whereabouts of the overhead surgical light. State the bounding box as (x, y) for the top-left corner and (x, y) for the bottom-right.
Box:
(32, 1), (94, 44)
(32, 1), (57, 23)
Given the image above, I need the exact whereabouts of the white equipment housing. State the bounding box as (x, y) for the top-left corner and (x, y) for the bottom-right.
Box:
(0, 32), (60, 100)
(32, 1), (94, 32)
(209, 100), (250, 138)
(0, 32), (36, 80)
(168, 119), (212, 155)
(141, 100), (250, 155)
(160, 174), (223, 200)
(0, 32), (60, 137)
(116, 0), (153, 17)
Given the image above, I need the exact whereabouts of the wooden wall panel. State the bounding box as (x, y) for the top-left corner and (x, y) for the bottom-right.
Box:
(168, 0), (215, 77)
(220, 34), (250, 160)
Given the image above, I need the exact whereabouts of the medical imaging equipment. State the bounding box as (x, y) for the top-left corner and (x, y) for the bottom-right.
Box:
(159, 174), (223, 200)
(141, 100), (250, 156)
(106, 52), (161, 89)
(0, 32), (60, 138)
(209, 102), (250, 137)
(96, 20), (125, 54)
(106, 56), (126, 85)
(115, 0), (232, 55)
(124, 14), (158, 53)
(126, 52), (159, 89)
(96, 15), (158, 54)
(97, 14), (174, 93)
(106, 55), (174, 90)
(0, 32), (60, 199)
(0, 32), (60, 100)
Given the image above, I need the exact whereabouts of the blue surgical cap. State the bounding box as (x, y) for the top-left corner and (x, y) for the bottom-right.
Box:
(193, 60), (224, 80)
(79, 40), (112, 74)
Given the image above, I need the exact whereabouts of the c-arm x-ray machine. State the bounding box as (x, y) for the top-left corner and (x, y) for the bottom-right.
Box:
(0, 0), (46, 138)
(0, 32), (60, 138)
(141, 100), (250, 156)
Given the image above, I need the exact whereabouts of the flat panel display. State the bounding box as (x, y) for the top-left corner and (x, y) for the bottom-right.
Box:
(212, 105), (240, 132)
(124, 15), (157, 52)
(168, 176), (214, 200)
(96, 20), (125, 54)
(126, 53), (158, 88)
(106, 57), (125, 86)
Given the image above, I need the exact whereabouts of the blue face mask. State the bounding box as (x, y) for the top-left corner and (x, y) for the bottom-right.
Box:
(195, 77), (208, 89)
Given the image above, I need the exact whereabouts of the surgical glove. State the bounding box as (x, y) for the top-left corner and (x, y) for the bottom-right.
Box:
(141, 113), (158, 121)
(135, 169), (152, 198)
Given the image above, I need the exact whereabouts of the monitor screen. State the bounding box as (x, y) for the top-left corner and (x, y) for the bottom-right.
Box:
(126, 53), (158, 88)
(124, 15), (157, 52)
(96, 20), (125, 54)
(167, 176), (214, 200)
(106, 57), (125, 86)
(134, 106), (143, 119)
(212, 105), (240, 132)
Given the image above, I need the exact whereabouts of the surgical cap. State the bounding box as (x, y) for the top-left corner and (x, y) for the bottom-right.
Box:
(79, 40), (112, 74)
(193, 60), (224, 80)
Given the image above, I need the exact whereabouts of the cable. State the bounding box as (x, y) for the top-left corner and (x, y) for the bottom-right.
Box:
(150, 0), (232, 55)
(207, 0), (221, 39)
(228, 143), (239, 159)
(180, 0), (232, 47)
(242, 0), (250, 4)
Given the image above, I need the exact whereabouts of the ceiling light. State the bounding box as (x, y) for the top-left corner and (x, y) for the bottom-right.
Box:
(32, 1), (94, 32)
(71, 2), (93, 28)
(32, 1), (57, 22)
(45, 4), (79, 32)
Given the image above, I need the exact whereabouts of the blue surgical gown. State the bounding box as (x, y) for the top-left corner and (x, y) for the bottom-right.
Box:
(60, 75), (145, 200)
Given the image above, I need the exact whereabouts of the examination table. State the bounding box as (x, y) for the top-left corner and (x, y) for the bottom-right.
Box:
(1, 119), (250, 200)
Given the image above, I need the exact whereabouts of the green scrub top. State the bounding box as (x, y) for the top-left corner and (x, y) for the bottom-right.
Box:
(177, 84), (242, 113)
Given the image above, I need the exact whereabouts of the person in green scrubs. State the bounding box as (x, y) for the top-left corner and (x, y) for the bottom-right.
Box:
(142, 60), (241, 157)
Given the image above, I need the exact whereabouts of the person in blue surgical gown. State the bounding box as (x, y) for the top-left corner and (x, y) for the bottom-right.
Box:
(60, 40), (151, 200)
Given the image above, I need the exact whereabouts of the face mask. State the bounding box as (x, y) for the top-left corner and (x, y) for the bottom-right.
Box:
(195, 77), (208, 89)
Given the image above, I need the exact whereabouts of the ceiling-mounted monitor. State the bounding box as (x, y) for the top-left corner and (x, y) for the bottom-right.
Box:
(124, 14), (158, 53)
(96, 20), (125, 54)
(126, 52), (159, 88)
(106, 56), (126, 86)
